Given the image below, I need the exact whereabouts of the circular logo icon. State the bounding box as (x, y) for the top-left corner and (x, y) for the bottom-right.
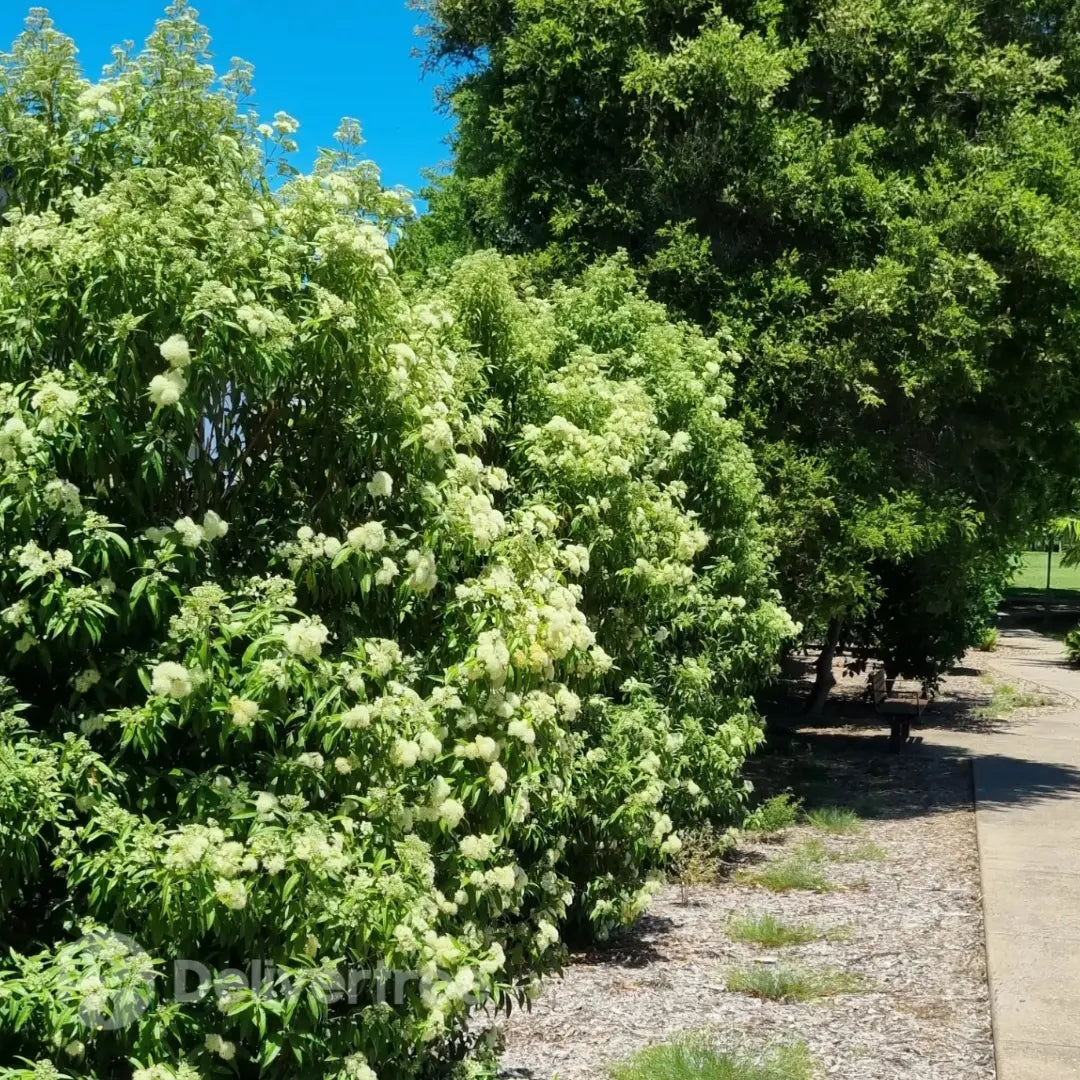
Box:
(69, 929), (157, 1031)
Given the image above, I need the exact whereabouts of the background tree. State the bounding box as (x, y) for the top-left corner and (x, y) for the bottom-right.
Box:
(420, 0), (1080, 702)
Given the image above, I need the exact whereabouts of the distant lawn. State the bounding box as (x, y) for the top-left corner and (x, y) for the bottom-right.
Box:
(1009, 551), (1080, 593)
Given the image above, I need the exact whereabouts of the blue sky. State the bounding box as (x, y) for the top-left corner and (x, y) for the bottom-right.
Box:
(1, 1), (454, 197)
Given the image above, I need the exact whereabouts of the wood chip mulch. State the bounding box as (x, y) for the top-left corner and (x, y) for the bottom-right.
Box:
(485, 657), (1014, 1079)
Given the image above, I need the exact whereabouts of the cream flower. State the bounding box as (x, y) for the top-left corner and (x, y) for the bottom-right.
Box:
(151, 661), (193, 699)
(660, 833), (683, 856)
(228, 697), (259, 728)
(535, 919), (560, 951)
(418, 730), (443, 761)
(459, 834), (496, 860)
(485, 864), (516, 891)
(282, 617), (330, 660)
(341, 704), (371, 729)
(473, 735), (499, 762)
(475, 630), (510, 687)
(437, 797), (466, 829)
(2, 600), (29, 625)
(422, 418), (454, 454)
(367, 471), (393, 498)
(375, 557), (399, 586)
(507, 718), (536, 745)
(158, 334), (191, 369)
(213, 878), (247, 909)
(31, 380), (79, 415)
(73, 669), (100, 693)
(487, 761), (508, 793)
(405, 549), (437, 594)
(391, 738), (421, 768)
(202, 510), (229, 541)
(148, 370), (187, 407)
(173, 516), (204, 548)
(347, 522), (385, 552)
(342, 1054), (377, 1080)
(205, 1033), (236, 1060)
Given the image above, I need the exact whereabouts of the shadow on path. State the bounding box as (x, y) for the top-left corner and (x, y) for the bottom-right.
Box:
(753, 728), (1080, 818)
(757, 654), (1080, 820)
(1000, 588), (1080, 636)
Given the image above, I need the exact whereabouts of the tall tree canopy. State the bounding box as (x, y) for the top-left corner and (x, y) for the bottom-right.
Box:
(420, 0), (1080, 698)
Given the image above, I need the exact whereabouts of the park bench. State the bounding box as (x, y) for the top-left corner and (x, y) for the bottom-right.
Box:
(870, 668), (928, 751)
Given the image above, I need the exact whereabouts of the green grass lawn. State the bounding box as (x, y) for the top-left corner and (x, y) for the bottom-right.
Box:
(1009, 551), (1080, 592)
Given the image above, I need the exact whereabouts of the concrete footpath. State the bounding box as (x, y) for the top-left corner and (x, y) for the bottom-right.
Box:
(932, 630), (1080, 1079)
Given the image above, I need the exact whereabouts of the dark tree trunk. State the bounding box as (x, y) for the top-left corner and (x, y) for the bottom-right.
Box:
(805, 617), (843, 716)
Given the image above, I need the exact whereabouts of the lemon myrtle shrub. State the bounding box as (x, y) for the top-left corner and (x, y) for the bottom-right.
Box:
(0, 6), (792, 1078)
(422, 251), (797, 938)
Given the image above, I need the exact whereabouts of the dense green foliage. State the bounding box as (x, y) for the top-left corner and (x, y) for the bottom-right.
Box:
(421, 0), (1080, 690)
(1064, 625), (1080, 663)
(0, 8), (793, 1077)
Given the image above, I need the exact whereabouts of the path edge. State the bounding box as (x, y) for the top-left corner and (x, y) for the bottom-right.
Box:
(970, 754), (1004, 1080)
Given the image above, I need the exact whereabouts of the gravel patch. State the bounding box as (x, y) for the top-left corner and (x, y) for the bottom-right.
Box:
(488, 661), (1004, 1079)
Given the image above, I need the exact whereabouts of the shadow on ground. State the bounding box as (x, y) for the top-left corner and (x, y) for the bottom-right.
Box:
(752, 649), (1080, 820)
(1000, 588), (1080, 636)
(567, 914), (676, 969)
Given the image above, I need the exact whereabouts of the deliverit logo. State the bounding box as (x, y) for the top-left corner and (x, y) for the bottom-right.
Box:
(68, 930), (158, 1032)
(58, 928), (491, 1033)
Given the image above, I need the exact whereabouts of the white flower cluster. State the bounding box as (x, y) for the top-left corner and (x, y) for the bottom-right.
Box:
(159, 333), (191, 369)
(444, 489), (505, 550)
(279, 523), (402, 587)
(2, 599), (29, 626)
(31, 377), (81, 419)
(422, 416), (454, 455)
(341, 1054), (377, 1080)
(474, 630), (510, 687)
(204, 1034), (236, 1061)
(236, 300), (294, 345)
(131, 1065), (198, 1080)
(76, 82), (122, 123)
(282, 616), (331, 661)
(149, 332), (191, 407)
(0, 415), (36, 461)
(313, 219), (393, 276)
(228, 696), (259, 728)
(448, 453), (507, 492)
(43, 478), (82, 516)
(367, 470), (393, 498)
(405, 549), (438, 594)
(278, 524), (343, 570)
(151, 661), (194, 700)
(168, 510), (229, 548)
(364, 637), (404, 677)
(14, 541), (74, 580)
(73, 668), (100, 694)
(347, 522), (386, 552)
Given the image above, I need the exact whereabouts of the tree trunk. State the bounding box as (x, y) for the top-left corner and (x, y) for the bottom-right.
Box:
(805, 617), (843, 716)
